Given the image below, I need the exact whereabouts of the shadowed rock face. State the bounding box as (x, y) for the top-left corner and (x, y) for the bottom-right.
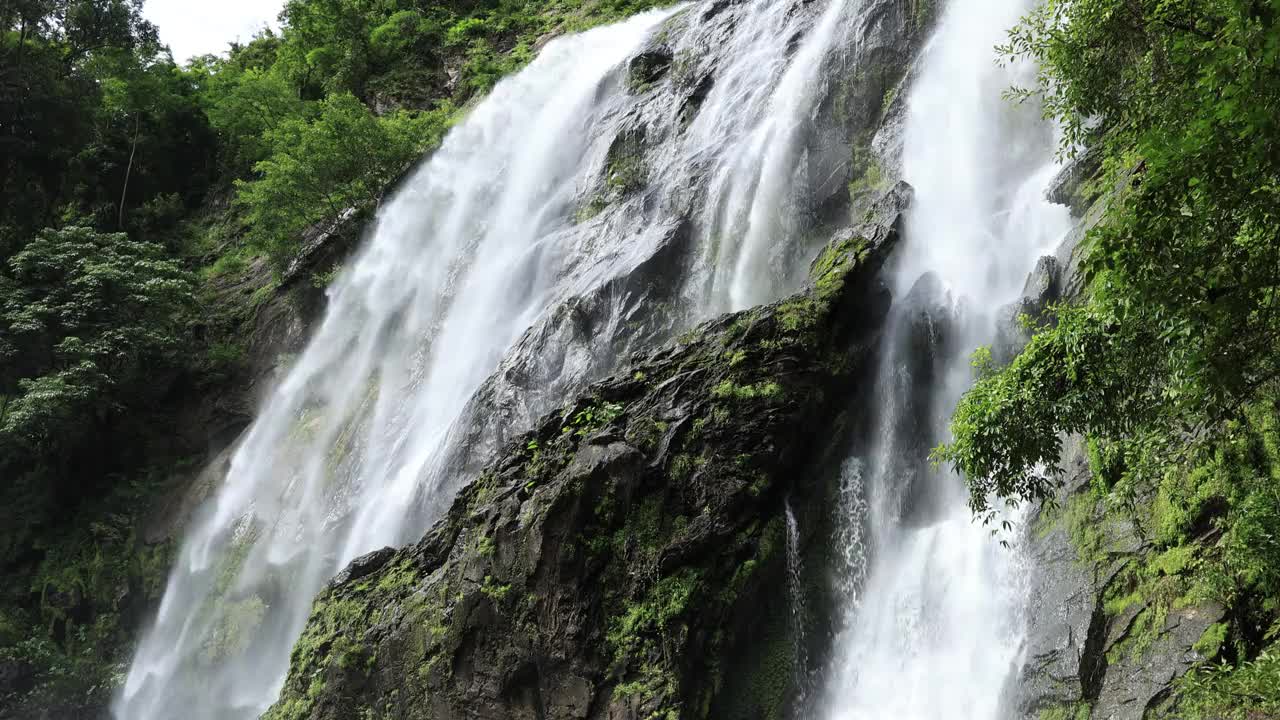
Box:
(885, 271), (957, 529)
(993, 253), (1062, 365)
(264, 184), (912, 720)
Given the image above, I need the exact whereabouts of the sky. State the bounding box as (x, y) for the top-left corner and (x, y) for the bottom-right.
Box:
(144, 0), (285, 64)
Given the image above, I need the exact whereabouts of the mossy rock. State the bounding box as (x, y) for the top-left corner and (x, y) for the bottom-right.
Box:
(266, 185), (913, 720)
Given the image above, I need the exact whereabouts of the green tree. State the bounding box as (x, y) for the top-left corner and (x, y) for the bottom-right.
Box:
(235, 92), (453, 266)
(276, 0), (381, 97)
(77, 52), (218, 233)
(0, 0), (213, 247)
(936, 4), (1280, 709)
(939, 0), (1280, 517)
(0, 226), (195, 559)
(200, 64), (308, 176)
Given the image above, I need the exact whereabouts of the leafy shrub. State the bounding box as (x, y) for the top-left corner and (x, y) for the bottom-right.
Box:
(935, 0), (1280, 701)
(235, 93), (456, 267)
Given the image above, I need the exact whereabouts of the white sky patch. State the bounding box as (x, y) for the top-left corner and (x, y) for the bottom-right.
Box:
(144, 0), (285, 64)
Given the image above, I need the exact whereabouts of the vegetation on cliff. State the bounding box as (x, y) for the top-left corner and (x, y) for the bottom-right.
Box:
(936, 1), (1280, 716)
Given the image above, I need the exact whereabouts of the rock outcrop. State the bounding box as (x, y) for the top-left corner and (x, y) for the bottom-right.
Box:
(1015, 437), (1226, 720)
(263, 184), (913, 720)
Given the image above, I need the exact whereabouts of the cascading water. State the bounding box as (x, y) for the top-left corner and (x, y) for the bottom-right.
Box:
(785, 499), (813, 706)
(821, 0), (1073, 718)
(695, 0), (858, 312)
(116, 1), (873, 718)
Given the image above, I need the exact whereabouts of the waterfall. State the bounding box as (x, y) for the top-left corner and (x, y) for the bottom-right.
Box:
(785, 498), (812, 705)
(821, 0), (1073, 718)
(115, 2), (869, 718)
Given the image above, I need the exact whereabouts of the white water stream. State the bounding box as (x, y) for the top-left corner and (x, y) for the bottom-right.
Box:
(822, 0), (1072, 718)
(116, 2), (872, 718)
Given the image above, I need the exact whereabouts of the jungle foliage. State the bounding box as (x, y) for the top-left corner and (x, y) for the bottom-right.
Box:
(936, 1), (1280, 714)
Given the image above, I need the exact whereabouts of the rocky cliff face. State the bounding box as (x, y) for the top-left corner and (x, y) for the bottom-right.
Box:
(255, 11), (1228, 720)
(263, 185), (912, 720)
(1014, 438), (1227, 720)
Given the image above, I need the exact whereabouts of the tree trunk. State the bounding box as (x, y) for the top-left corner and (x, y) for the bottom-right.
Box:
(118, 113), (141, 230)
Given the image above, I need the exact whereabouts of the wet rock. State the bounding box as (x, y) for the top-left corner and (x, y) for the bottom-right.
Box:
(263, 186), (912, 720)
(994, 254), (1063, 362)
(677, 73), (714, 128)
(1016, 439), (1111, 716)
(1093, 602), (1226, 720)
(890, 271), (956, 527)
(1047, 145), (1104, 214)
(328, 547), (396, 588)
(811, 0), (939, 222)
(628, 48), (673, 89)
(1016, 438), (1226, 720)
(433, 217), (697, 502)
(1022, 255), (1063, 313)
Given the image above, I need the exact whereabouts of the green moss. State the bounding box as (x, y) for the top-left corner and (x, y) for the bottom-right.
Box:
(605, 567), (703, 708)
(740, 629), (792, 720)
(710, 380), (783, 403)
(1064, 490), (1106, 564)
(1107, 602), (1169, 663)
(375, 558), (421, 592)
(575, 196), (609, 223)
(673, 452), (708, 480)
(201, 595), (268, 662)
(1039, 703), (1091, 720)
(777, 296), (822, 333)
(911, 0), (934, 29)
(1103, 589), (1143, 617)
(747, 472), (771, 498)
(671, 48), (697, 86)
(1085, 436), (1127, 491)
(1149, 544), (1197, 577)
(627, 416), (665, 450)
(847, 144), (887, 203)
(481, 575), (512, 602)
(758, 518), (785, 563)
(606, 155), (646, 194)
(688, 417), (708, 443)
(1193, 622), (1229, 658)
(810, 235), (870, 302)
(203, 244), (258, 280)
(713, 593), (794, 720)
(267, 594), (376, 720)
(882, 82), (900, 114)
(467, 471), (499, 513)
